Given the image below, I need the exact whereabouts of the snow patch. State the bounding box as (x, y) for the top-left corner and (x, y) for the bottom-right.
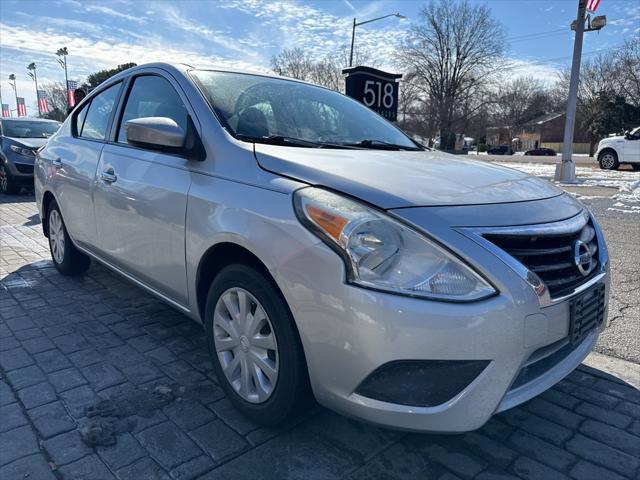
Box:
(496, 162), (640, 214)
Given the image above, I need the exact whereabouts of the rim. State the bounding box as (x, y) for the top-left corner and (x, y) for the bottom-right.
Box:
(48, 210), (65, 264)
(600, 153), (615, 169)
(0, 165), (7, 192)
(213, 287), (279, 403)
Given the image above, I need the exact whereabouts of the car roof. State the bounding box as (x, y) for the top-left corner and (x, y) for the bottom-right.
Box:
(0, 117), (61, 123)
(101, 62), (337, 93)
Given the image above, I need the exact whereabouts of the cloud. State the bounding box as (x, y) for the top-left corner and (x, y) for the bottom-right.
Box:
(84, 5), (146, 24)
(503, 58), (561, 84)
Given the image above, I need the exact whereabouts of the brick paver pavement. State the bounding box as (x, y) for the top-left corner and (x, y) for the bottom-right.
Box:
(1, 193), (639, 480)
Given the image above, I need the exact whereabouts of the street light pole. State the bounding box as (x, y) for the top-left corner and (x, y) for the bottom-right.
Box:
(8, 74), (18, 114)
(56, 47), (70, 110)
(555, 0), (587, 182)
(349, 13), (405, 67)
(27, 63), (40, 117)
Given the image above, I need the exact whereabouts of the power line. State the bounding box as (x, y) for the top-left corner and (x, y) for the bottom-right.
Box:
(503, 45), (624, 73)
(507, 27), (566, 41)
(505, 18), (628, 43)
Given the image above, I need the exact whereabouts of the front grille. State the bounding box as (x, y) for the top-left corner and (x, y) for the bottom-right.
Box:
(484, 217), (599, 298)
(14, 163), (34, 174)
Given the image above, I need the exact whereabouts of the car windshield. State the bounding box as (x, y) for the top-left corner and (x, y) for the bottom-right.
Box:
(631, 126), (640, 137)
(191, 70), (420, 150)
(2, 120), (61, 138)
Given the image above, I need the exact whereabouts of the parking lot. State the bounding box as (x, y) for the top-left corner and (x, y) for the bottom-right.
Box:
(1, 169), (639, 480)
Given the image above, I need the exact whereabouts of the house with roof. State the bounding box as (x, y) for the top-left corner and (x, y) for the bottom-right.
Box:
(487, 112), (591, 154)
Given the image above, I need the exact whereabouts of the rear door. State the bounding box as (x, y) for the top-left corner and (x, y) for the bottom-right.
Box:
(92, 73), (194, 306)
(49, 82), (122, 249)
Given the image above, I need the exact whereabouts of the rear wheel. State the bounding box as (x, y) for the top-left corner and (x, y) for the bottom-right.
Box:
(47, 200), (91, 275)
(598, 150), (619, 170)
(205, 264), (309, 425)
(0, 163), (19, 195)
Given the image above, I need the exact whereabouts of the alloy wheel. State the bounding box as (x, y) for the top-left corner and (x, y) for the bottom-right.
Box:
(48, 210), (65, 264)
(600, 153), (615, 169)
(213, 287), (279, 403)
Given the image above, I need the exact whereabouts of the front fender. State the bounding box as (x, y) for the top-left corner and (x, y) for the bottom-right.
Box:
(184, 173), (316, 319)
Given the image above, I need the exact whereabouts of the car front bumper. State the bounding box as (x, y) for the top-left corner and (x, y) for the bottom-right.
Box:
(2, 152), (35, 184)
(275, 230), (609, 433)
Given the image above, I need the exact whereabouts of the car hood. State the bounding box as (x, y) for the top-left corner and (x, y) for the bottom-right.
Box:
(254, 145), (563, 208)
(6, 137), (48, 148)
(599, 135), (624, 144)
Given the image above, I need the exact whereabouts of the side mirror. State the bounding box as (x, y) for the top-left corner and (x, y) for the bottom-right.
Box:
(126, 117), (186, 149)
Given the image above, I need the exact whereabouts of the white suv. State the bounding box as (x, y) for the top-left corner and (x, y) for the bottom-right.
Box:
(595, 126), (640, 170)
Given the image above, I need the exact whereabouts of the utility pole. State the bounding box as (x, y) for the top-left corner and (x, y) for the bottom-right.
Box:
(27, 63), (40, 117)
(8, 74), (18, 112)
(555, 0), (606, 182)
(555, 0), (586, 182)
(56, 47), (70, 110)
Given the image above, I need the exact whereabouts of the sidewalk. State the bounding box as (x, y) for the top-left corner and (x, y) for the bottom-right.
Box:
(1, 194), (639, 480)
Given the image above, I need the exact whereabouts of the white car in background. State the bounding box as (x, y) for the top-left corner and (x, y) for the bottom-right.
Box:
(595, 126), (640, 170)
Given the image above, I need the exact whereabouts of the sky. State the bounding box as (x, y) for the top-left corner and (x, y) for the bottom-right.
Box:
(0, 0), (638, 115)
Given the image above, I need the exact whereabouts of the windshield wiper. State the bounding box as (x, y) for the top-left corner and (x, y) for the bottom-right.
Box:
(235, 134), (361, 149)
(343, 139), (422, 151)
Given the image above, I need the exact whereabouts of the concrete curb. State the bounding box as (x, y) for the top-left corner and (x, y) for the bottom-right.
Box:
(583, 352), (640, 389)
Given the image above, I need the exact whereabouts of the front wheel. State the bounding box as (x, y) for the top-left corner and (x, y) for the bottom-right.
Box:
(205, 264), (309, 425)
(0, 163), (19, 195)
(47, 200), (91, 275)
(598, 151), (619, 170)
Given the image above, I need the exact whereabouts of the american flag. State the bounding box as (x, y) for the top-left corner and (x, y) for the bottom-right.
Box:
(1, 104), (9, 117)
(586, 0), (601, 13)
(67, 80), (78, 107)
(16, 97), (27, 117)
(37, 90), (50, 114)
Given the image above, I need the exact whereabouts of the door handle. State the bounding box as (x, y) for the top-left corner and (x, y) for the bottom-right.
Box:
(100, 169), (117, 184)
(52, 158), (62, 169)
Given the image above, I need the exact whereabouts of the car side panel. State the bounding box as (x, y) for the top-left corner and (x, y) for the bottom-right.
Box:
(184, 170), (312, 320)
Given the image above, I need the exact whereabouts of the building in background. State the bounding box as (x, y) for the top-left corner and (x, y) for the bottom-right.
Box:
(487, 112), (591, 154)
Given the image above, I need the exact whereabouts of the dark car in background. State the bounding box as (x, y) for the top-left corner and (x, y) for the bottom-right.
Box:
(1, 118), (61, 194)
(524, 147), (557, 156)
(487, 145), (513, 155)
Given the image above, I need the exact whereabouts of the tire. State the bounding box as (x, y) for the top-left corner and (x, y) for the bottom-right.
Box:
(598, 150), (619, 170)
(204, 263), (309, 425)
(0, 162), (19, 195)
(47, 200), (91, 275)
(632, 164), (640, 171)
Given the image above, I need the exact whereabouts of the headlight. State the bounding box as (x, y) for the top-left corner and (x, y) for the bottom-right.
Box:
(10, 145), (35, 157)
(293, 187), (496, 302)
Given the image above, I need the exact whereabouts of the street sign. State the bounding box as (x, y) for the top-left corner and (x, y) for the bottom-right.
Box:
(586, 0), (601, 14)
(342, 66), (402, 121)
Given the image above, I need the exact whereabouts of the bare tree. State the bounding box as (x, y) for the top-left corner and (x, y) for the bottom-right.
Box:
(492, 76), (550, 131)
(396, 0), (507, 150)
(271, 48), (315, 81)
(270, 45), (374, 91)
(39, 82), (68, 121)
(554, 53), (630, 154)
(615, 37), (640, 107)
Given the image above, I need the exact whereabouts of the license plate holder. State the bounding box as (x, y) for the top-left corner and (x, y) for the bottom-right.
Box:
(569, 283), (606, 344)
